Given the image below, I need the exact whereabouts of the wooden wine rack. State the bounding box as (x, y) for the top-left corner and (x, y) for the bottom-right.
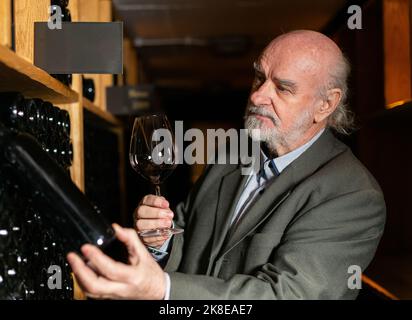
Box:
(0, 0), (138, 299)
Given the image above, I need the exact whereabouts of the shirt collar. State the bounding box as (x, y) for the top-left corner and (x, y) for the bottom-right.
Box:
(261, 128), (326, 174)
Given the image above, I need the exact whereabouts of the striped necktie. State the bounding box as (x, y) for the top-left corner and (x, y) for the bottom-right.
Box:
(230, 159), (279, 228)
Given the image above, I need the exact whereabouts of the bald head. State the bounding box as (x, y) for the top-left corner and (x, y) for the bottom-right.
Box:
(267, 30), (343, 59)
(260, 30), (345, 95)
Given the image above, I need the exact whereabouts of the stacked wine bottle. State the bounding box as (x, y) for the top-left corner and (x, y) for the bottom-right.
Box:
(0, 92), (73, 174)
(0, 92), (74, 299)
(84, 110), (121, 224)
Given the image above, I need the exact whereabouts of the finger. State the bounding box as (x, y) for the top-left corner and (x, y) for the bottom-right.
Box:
(113, 223), (147, 265)
(140, 195), (169, 208)
(80, 244), (134, 283)
(148, 240), (167, 248)
(136, 218), (172, 231)
(67, 252), (99, 282)
(67, 252), (126, 299)
(135, 205), (173, 219)
(142, 235), (169, 245)
(143, 239), (168, 248)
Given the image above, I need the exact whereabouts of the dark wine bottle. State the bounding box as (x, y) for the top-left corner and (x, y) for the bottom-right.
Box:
(23, 99), (38, 136)
(0, 123), (116, 254)
(82, 76), (96, 102)
(0, 92), (27, 132)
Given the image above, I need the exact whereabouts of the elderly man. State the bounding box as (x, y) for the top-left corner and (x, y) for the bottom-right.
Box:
(68, 30), (386, 300)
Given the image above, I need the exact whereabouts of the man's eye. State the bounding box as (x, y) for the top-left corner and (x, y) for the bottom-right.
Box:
(277, 86), (291, 94)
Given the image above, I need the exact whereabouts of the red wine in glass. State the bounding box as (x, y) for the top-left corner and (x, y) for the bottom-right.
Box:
(129, 113), (183, 238)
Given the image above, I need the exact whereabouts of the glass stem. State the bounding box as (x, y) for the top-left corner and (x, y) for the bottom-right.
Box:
(155, 184), (161, 196)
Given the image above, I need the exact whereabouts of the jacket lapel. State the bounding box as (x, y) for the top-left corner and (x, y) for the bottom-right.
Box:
(219, 165), (295, 257)
(207, 165), (249, 273)
(218, 129), (347, 258)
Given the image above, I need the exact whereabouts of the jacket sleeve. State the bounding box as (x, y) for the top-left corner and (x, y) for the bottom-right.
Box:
(164, 164), (214, 272)
(162, 200), (186, 272)
(166, 188), (386, 299)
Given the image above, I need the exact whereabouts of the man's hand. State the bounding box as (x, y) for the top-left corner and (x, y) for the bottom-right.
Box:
(67, 224), (166, 300)
(134, 195), (174, 248)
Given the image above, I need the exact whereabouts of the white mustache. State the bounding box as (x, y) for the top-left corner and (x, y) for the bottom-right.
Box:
(246, 105), (279, 126)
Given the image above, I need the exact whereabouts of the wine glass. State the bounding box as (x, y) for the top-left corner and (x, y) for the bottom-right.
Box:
(129, 113), (183, 238)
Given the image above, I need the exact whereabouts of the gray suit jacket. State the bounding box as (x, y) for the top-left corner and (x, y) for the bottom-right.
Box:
(164, 128), (386, 299)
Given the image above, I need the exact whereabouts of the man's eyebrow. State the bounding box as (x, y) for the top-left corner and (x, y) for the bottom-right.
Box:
(274, 77), (297, 90)
(252, 62), (297, 91)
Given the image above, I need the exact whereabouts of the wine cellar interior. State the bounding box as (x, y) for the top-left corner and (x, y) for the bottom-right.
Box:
(1, 0), (412, 301)
(0, 0), (131, 300)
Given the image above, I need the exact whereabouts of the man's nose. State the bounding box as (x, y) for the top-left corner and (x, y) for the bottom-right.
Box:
(250, 80), (272, 106)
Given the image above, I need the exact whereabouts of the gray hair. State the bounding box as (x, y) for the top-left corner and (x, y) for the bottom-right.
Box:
(321, 54), (355, 135)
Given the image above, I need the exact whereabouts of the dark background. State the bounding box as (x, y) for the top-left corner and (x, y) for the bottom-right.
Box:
(111, 0), (412, 299)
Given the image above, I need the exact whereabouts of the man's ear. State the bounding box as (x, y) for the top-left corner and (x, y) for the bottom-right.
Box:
(314, 88), (342, 123)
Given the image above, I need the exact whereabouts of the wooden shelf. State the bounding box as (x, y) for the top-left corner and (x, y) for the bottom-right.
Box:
(0, 0), (125, 301)
(82, 97), (121, 126)
(362, 275), (399, 300)
(365, 254), (412, 299)
(0, 45), (78, 103)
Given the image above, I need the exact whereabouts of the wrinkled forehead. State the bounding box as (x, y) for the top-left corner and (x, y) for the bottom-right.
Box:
(258, 41), (327, 79)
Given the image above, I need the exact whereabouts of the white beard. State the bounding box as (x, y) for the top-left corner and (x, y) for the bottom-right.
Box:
(244, 104), (313, 154)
